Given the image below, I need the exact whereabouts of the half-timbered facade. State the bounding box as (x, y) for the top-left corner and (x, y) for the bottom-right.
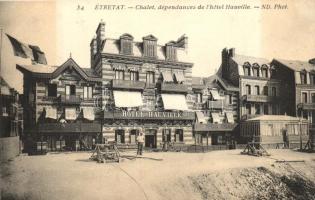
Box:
(17, 58), (103, 151)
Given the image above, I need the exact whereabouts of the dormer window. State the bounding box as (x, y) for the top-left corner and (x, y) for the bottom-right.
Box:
(261, 66), (268, 78)
(120, 34), (133, 55)
(166, 42), (177, 61)
(143, 35), (157, 58)
(300, 71), (307, 84)
(243, 64), (251, 76)
(252, 64), (260, 77)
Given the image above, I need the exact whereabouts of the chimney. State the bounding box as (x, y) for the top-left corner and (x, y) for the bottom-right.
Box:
(96, 20), (106, 51)
(176, 34), (188, 49)
(228, 48), (235, 57)
(90, 36), (97, 68)
(221, 48), (229, 80)
(309, 58), (315, 65)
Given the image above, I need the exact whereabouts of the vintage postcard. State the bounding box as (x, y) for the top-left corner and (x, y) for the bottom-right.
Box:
(0, 0), (315, 199)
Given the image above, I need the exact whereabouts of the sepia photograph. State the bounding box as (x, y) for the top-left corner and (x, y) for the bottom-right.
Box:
(0, 0), (315, 199)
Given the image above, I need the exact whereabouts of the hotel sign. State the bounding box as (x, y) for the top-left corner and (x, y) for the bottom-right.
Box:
(104, 111), (195, 120)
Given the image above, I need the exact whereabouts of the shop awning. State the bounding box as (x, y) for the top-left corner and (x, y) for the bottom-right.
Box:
(210, 90), (225, 100)
(45, 107), (57, 119)
(196, 111), (207, 124)
(113, 90), (143, 107)
(161, 94), (189, 110)
(83, 107), (95, 121)
(65, 108), (77, 120)
(174, 71), (185, 83)
(226, 112), (234, 123)
(211, 112), (221, 124)
(161, 71), (174, 82)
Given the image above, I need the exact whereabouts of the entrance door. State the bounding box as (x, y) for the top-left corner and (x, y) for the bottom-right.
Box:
(145, 129), (157, 148)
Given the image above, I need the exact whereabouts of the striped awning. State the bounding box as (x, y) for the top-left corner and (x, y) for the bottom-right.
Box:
(45, 107), (57, 119)
(83, 107), (95, 121)
(65, 108), (77, 120)
(113, 90), (143, 107)
(161, 71), (174, 82)
(226, 112), (234, 123)
(210, 90), (225, 100)
(174, 71), (185, 83)
(196, 111), (207, 124)
(211, 112), (221, 124)
(161, 94), (189, 110)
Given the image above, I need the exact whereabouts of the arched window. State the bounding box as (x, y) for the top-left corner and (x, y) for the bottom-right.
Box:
(252, 64), (260, 77)
(300, 71), (307, 84)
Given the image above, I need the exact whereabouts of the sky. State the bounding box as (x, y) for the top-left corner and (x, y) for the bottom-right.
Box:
(0, 0), (314, 93)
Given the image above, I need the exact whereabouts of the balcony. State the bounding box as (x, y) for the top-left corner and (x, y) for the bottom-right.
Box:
(104, 110), (195, 120)
(243, 95), (279, 103)
(241, 114), (261, 120)
(194, 102), (205, 110)
(60, 95), (82, 104)
(194, 123), (237, 132)
(112, 79), (146, 90)
(161, 83), (188, 93)
(297, 103), (315, 110)
(36, 122), (101, 133)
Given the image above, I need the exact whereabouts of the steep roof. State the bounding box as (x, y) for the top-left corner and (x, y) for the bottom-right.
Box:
(247, 115), (307, 122)
(16, 58), (101, 82)
(273, 58), (315, 72)
(232, 54), (270, 66)
(100, 38), (192, 63)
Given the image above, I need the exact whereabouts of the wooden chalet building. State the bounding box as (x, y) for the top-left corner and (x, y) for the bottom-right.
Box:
(17, 59), (103, 151)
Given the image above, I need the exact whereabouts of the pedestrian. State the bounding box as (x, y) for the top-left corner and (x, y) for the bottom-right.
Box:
(137, 132), (145, 155)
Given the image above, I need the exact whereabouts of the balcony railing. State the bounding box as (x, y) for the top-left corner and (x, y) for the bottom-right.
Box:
(112, 80), (146, 90)
(104, 110), (195, 120)
(243, 95), (279, 103)
(161, 83), (188, 93)
(241, 114), (261, 120)
(194, 102), (205, 110)
(36, 122), (101, 133)
(60, 95), (82, 104)
(297, 103), (315, 110)
(194, 123), (237, 132)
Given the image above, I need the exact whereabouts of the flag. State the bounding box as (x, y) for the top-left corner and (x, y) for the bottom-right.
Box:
(6, 34), (47, 64)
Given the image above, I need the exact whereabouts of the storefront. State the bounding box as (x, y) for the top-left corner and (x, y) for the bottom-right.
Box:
(103, 110), (195, 148)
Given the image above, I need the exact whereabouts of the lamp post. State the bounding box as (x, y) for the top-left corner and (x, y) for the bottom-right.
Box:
(299, 117), (303, 150)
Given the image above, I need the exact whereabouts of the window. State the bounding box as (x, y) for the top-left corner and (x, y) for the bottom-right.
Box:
(272, 87), (277, 97)
(2, 107), (8, 116)
(311, 74), (315, 85)
(300, 72), (307, 84)
(302, 92), (308, 103)
(146, 71), (155, 84)
(244, 66), (251, 76)
(312, 93), (315, 103)
(264, 104), (269, 114)
(162, 129), (171, 142)
(261, 68), (268, 78)
(129, 129), (139, 144)
(229, 94), (233, 104)
(245, 85), (251, 95)
(196, 93), (202, 103)
(130, 71), (139, 81)
(83, 86), (93, 99)
(246, 104), (251, 115)
(174, 129), (183, 142)
(115, 130), (125, 144)
(272, 104), (278, 115)
(255, 104), (261, 114)
(115, 70), (125, 80)
(263, 86), (268, 96)
(253, 68), (260, 77)
(255, 86), (260, 95)
(120, 40), (133, 55)
(47, 84), (57, 97)
(66, 85), (76, 96)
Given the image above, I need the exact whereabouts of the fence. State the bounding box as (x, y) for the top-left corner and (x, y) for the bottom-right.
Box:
(0, 136), (20, 162)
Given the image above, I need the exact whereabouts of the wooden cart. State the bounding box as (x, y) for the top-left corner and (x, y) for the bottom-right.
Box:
(90, 143), (120, 163)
